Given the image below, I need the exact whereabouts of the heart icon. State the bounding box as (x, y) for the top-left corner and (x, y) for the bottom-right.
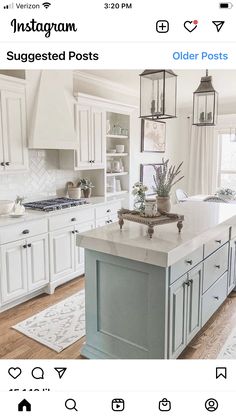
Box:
(184, 20), (198, 32)
(8, 367), (22, 379)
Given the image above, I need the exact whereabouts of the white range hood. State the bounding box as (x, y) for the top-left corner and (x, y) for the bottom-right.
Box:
(28, 71), (77, 149)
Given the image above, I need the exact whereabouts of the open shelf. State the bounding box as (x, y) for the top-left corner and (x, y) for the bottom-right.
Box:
(106, 135), (129, 139)
(106, 172), (128, 177)
(106, 153), (128, 157)
(107, 190), (128, 197)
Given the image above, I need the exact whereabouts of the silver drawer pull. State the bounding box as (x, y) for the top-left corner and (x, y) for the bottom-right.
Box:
(215, 265), (221, 269)
(215, 239), (222, 244)
(185, 260), (193, 265)
(22, 229), (29, 235)
(214, 296), (219, 300)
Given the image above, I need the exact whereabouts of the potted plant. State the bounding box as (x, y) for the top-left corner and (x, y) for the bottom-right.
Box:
(79, 178), (95, 198)
(153, 159), (184, 212)
(132, 182), (148, 212)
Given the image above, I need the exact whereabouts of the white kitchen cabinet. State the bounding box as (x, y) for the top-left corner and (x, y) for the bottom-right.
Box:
(0, 79), (28, 172)
(60, 98), (106, 171)
(27, 234), (49, 291)
(75, 104), (91, 169)
(75, 221), (95, 275)
(1, 239), (28, 304)
(49, 226), (75, 283)
(50, 220), (95, 285)
(1, 233), (49, 304)
(75, 103), (105, 170)
(90, 107), (105, 168)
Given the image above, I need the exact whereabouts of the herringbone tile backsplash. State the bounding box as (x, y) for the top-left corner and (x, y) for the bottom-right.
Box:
(0, 150), (79, 200)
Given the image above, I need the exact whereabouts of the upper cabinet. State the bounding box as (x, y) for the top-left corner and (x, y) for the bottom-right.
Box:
(0, 77), (28, 172)
(27, 71), (77, 150)
(74, 103), (105, 169)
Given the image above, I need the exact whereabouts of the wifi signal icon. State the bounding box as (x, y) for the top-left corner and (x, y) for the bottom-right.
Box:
(42, 2), (51, 8)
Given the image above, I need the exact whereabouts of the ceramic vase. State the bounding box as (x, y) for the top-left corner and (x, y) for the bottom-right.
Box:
(83, 188), (92, 198)
(156, 196), (171, 213)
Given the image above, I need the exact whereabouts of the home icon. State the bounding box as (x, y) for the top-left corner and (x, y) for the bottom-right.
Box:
(18, 399), (31, 412)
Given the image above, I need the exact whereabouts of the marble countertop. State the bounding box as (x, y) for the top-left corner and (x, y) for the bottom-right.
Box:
(0, 196), (122, 228)
(77, 201), (236, 268)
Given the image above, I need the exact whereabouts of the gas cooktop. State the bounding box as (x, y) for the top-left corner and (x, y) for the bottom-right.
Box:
(24, 197), (89, 212)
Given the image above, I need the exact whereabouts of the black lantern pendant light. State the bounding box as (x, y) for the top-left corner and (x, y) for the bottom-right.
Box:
(139, 69), (177, 120)
(193, 70), (218, 126)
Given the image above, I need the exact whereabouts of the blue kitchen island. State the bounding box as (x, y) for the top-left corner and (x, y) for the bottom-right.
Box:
(77, 202), (236, 359)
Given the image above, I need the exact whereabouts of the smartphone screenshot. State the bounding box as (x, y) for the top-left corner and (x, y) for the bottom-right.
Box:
(0, 0), (235, 417)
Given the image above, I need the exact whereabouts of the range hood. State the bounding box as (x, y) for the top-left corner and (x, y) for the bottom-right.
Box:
(28, 71), (77, 150)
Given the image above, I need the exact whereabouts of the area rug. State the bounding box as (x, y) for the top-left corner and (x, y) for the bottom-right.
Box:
(218, 328), (236, 359)
(12, 290), (85, 353)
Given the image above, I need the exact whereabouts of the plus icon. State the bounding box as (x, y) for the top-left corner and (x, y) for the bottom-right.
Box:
(156, 20), (169, 33)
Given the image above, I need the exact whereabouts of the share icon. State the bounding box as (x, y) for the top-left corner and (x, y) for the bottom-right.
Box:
(212, 21), (225, 32)
(54, 367), (67, 379)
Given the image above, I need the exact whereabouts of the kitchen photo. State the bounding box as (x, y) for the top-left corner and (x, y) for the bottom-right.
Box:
(0, 69), (236, 360)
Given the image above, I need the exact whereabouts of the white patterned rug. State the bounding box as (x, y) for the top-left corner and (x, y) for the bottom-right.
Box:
(12, 290), (85, 353)
(218, 328), (236, 359)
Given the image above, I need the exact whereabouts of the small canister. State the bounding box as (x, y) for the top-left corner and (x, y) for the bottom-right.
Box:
(144, 199), (158, 217)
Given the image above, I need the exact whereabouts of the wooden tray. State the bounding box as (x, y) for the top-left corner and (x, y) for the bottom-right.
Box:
(118, 209), (184, 238)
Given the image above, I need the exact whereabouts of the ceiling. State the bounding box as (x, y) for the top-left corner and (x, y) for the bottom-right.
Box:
(82, 70), (236, 109)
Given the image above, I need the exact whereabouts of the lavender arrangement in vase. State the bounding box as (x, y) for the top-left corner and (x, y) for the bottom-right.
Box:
(153, 159), (184, 212)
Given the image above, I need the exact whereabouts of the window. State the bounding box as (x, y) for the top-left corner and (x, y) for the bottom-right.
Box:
(218, 129), (236, 190)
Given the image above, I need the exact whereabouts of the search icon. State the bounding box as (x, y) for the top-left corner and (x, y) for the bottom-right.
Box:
(65, 399), (78, 412)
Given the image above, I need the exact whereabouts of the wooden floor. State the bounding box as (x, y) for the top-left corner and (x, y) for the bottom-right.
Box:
(0, 277), (85, 359)
(1, 277), (236, 359)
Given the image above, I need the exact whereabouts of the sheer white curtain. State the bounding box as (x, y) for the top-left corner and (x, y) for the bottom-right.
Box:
(188, 124), (219, 195)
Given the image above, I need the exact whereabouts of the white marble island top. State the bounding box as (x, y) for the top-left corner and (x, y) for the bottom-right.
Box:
(77, 202), (236, 267)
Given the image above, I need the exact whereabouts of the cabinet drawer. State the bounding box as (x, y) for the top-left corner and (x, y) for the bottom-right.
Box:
(204, 229), (229, 258)
(169, 246), (203, 285)
(49, 207), (94, 231)
(0, 219), (48, 244)
(202, 272), (228, 326)
(95, 201), (121, 220)
(203, 243), (228, 293)
(96, 215), (118, 228)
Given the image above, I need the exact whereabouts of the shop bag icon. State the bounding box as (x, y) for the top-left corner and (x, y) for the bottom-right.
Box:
(159, 398), (171, 412)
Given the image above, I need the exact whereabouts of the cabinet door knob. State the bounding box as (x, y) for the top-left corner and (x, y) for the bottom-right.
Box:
(71, 217), (76, 222)
(1, 162), (5, 166)
(214, 296), (219, 300)
(185, 260), (193, 265)
(75, 230), (79, 233)
(5, 162), (10, 166)
(28, 243), (32, 248)
(22, 229), (29, 234)
(22, 244), (27, 249)
(107, 209), (111, 213)
(215, 264), (221, 269)
(71, 231), (75, 234)
(215, 239), (222, 244)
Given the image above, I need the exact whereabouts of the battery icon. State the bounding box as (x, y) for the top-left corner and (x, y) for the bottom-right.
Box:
(219, 2), (233, 7)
